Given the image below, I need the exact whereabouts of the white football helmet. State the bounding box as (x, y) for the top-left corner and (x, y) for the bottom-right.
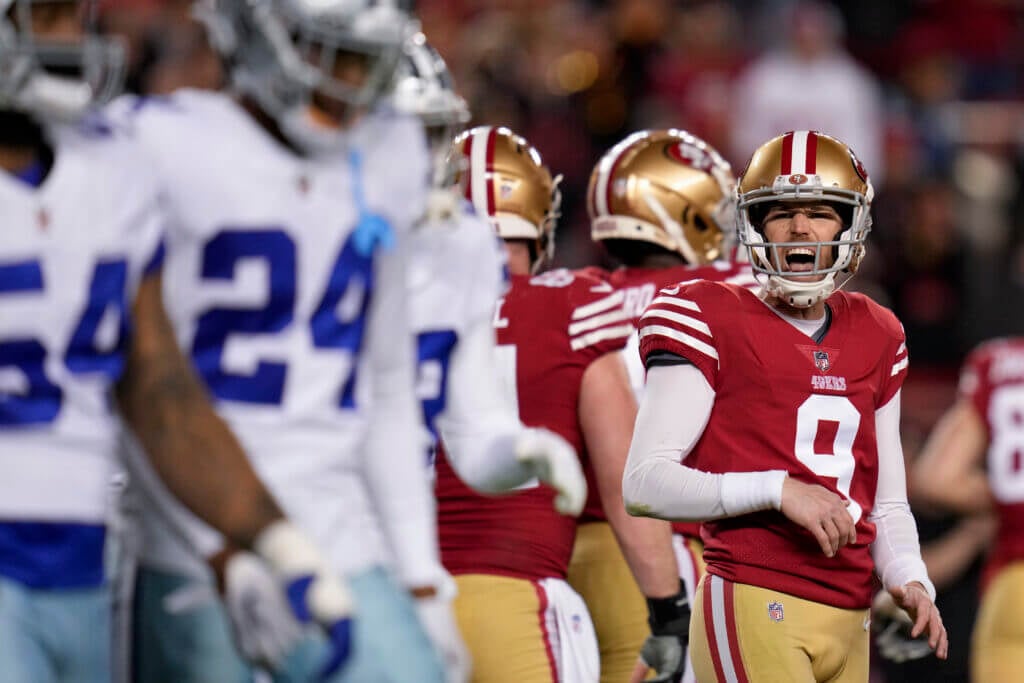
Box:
(198, 0), (415, 154)
(0, 0), (124, 120)
(391, 32), (469, 187)
(737, 130), (874, 308)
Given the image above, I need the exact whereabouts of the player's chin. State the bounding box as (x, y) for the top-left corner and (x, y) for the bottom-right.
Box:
(780, 270), (827, 283)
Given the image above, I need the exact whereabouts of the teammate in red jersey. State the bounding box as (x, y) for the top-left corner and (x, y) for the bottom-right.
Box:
(623, 130), (947, 682)
(913, 337), (1024, 681)
(434, 125), (656, 682)
(571, 129), (757, 683)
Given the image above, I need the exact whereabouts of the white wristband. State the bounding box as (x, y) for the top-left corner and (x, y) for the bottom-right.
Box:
(252, 520), (353, 622)
(720, 470), (788, 516)
(253, 519), (326, 578)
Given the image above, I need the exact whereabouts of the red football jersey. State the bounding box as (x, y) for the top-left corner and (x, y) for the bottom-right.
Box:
(959, 338), (1024, 592)
(436, 269), (633, 581)
(638, 281), (908, 609)
(577, 262), (758, 534)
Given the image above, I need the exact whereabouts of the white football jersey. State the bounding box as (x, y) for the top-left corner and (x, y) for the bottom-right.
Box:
(407, 199), (507, 457)
(114, 90), (430, 578)
(0, 122), (163, 526)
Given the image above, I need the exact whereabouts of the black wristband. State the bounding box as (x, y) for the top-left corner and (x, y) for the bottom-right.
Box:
(645, 581), (691, 636)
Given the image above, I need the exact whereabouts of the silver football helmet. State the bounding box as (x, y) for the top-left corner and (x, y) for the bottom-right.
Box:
(0, 0), (124, 120)
(391, 32), (469, 186)
(198, 0), (415, 154)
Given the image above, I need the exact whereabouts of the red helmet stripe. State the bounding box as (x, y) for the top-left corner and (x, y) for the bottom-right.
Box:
(604, 143), (630, 216)
(462, 134), (474, 202)
(485, 127), (497, 216)
(805, 131), (818, 174)
(780, 131), (794, 174)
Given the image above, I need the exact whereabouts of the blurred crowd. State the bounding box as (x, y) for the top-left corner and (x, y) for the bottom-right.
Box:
(91, 2), (1024, 680)
(101, 0), (1024, 369)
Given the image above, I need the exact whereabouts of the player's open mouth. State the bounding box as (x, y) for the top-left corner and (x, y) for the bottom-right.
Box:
(784, 248), (816, 273)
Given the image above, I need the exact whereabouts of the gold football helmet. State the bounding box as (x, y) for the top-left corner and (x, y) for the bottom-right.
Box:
(450, 125), (561, 272)
(588, 129), (735, 265)
(737, 130), (874, 308)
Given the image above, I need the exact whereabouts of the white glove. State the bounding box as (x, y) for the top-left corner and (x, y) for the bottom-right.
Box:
(223, 551), (304, 669)
(515, 427), (587, 516)
(254, 520), (356, 677)
(413, 575), (471, 683)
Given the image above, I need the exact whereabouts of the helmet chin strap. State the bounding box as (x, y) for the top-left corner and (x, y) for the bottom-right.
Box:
(16, 71), (95, 122)
(764, 273), (836, 309)
(643, 193), (699, 265)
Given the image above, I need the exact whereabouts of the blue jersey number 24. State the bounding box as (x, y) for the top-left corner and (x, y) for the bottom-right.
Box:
(191, 227), (373, 408)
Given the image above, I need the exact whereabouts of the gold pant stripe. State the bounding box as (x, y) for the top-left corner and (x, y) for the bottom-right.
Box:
(704, 575), (750, 683)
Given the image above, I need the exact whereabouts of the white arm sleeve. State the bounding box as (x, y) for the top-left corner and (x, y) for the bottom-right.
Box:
(869, 390), (936, 600)
(622, 363), (787, 521)
(361, 244), (445, 589)
(435, 316), (536, 492)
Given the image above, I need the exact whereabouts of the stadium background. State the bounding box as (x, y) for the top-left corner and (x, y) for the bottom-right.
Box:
(95, 0), (1024, 680)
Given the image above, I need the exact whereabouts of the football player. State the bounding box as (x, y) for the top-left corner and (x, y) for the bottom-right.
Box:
(433, 124), (659, 683)
(912, 336), (1024, 681)
(571, 129), (757, 683)
(114, 0), (448, 681)
(390, 34), (590, 682)
(0, 1), (353, 681)
(623, 130), (947, 682)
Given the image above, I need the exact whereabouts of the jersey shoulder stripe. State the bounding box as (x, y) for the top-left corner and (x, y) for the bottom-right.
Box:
(566, 276), (632, 352)
(891, 341), (908, 377)
(639, 282), (721, 366)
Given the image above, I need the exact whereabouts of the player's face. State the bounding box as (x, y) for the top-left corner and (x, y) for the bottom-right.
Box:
(15, 1), (82, 41)
(304, 45), (369, 128)
(761, 201), (843, 280)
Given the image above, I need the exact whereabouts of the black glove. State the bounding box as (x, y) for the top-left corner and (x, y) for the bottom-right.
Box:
(640, 582), (691, 682)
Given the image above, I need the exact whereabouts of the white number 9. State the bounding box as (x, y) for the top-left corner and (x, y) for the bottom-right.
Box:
(794, 394), (863, 524)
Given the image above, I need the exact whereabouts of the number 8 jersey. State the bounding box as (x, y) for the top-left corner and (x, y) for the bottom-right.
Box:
(638, 280), (908, 609)
(960, 338), (1024, 592)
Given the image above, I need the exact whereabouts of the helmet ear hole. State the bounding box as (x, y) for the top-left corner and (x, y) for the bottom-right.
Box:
(693, 215), (709, 233)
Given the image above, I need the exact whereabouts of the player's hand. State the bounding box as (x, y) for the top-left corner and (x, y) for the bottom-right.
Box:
(515, 427), (587, 516)
(888, 582), (948, 660)
(410, 577), (471, 683)
(871, 589), (933, 663)
(218, 550), (305, 670)
(779, 477), (856, 557)
(253, 520), (356, 679)
(635, 584), (690, 682)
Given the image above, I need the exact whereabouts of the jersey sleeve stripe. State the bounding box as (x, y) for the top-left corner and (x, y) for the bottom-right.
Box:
(639, 324), (719, 362)
(567, 308), (633, 336)
(571, 290), (625, 320)
(649, 295), (701, 313)
(897, 342), (907, 355)
(570, 323), (635, 351)
(638, 308), (711, 337)
(725, 273), (760, 290)
(891, 357), (909, 376)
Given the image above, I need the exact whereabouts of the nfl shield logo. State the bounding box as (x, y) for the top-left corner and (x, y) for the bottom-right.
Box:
(768, 601), (784, 622)
(813, 350), (830, 373)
